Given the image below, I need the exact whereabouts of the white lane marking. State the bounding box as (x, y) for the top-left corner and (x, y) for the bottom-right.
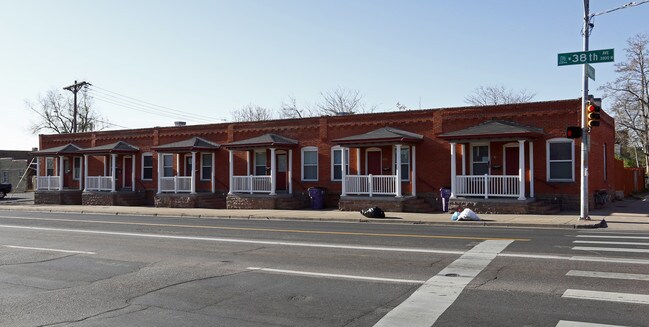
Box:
(574, 240), (649, 246)
(0, 224), (464, 255)
(576, 235), (649, 240)
(566, 270), (649, 281)
(572, 246), (649, 253)
(2, 245), (96, 255)
(498, 253), (649, 265)
(373, 240), (513, 327)
(562, 289), (649, 304)
(246, 267), (425, 284)
(556, 320), (628, 327)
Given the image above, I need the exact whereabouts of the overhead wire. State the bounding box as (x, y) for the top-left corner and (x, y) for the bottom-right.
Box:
(88, 85), (225, 123)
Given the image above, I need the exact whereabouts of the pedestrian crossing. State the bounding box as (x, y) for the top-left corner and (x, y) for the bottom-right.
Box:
(555, 231), (649, 327)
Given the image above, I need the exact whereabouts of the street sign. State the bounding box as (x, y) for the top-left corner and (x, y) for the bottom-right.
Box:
(557, 49), (614, 66)
(586, 64), (595, 81)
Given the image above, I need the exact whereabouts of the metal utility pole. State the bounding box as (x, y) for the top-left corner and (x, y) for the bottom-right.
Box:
(63, 80), (91, 133)
(580, 0), (590, 220)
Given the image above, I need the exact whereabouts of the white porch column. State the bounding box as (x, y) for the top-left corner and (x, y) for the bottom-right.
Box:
(211, 152), (216, 193)
(246, 151), (250, 176)
(111, 154), (117, 192)
(356, 148), (361, 174)
(518, 140), (526, 200)
(36, 157), (40, 190)
(83, 155), (88, 192)
(461, 144), (466, 175)
(131, 154), (136, 192)
(228, 150), (234, 195)
(58, 156), (64, 191)
(269, 148), (277, 195)
(341, 147), (347, 196)
(529, 142), (535, 198)
(78, 157), (82, 191)
(395, 144), (403, 198)
(288, 149), (293, 194)
(191, 151), (196, 194)
(412, 145), (417, 197)
(450, 143), (457, 199)
(157, 153), (163, 194)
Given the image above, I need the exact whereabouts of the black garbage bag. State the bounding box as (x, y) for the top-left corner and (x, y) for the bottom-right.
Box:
(360, 206), (385, 218)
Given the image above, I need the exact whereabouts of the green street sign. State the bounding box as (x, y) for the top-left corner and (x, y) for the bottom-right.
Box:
(557, 49), (614, 66)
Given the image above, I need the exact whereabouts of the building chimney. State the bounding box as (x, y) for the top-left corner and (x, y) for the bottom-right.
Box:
(174, 121), (186, 127)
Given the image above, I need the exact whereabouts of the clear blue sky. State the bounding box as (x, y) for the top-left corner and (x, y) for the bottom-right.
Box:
(1, 1), (647, 150)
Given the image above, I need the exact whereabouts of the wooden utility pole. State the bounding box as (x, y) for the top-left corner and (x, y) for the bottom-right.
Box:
(63, 80), (91, 133)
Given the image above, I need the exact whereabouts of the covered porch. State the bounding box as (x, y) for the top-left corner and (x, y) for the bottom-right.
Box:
(224, 133), (298, 196)
(152, 137), (220, 194)
(332, 127), (424, 211)
(439, 120), (544, 201)
(32, 143), (84, 205)
(81, 141), (140, 192)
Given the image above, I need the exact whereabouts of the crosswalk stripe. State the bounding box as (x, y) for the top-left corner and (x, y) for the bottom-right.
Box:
(566, 270), (649, 281)
(572, 246), (649, 253)
(556, 320), (628, 327)
(573, 240), (649, 246)
(576, 235), (649, 240)
(562, 289), (649, 304)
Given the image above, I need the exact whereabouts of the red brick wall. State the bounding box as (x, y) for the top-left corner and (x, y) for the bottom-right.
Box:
(38, 98), (623, 204)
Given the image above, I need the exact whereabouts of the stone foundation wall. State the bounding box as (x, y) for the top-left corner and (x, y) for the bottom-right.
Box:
(155, 194), (197, 208)
(536, 194), (581, 211)
(448, 199), (530, 214)
(226, 195), (276, 209)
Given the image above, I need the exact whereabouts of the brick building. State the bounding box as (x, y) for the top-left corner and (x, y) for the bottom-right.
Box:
(32, 98), (622, 213)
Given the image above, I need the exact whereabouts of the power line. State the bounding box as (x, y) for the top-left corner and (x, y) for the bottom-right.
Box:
(92, 94), (207, 123)
(89, 85), (223, 122)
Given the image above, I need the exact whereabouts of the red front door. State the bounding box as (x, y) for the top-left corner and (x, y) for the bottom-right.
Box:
(123, 157), (132, 189)
(505, 147), (519, 175)
(367, 151), (382, 175)
(276, 153), (287, 191)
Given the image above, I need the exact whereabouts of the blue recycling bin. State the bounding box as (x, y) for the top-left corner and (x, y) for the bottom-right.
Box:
(308, 187), (325, 209)
(440, 187), (452, 212)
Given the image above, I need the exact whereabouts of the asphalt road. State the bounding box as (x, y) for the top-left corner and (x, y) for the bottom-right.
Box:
(0, 209), (647, 326)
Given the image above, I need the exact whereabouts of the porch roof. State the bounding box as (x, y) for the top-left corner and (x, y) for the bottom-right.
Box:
(31, 143), (83, 156)
(223, 133), (298, 149)
(438, 120), (544, 142)
(332, 127), (424, 146)
(82, 141), (139, 154)
(152, 137), (220, 152)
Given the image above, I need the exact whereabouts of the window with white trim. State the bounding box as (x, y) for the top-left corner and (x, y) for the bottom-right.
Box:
(301, 147), (318, 181)
(546, 138), (574, 181)
(201, 153), (212, 180)
(142, 153), (153, 180)
(254, 150), (267, 175)
(331, 146), (350, 181)
(393, 146), (410, 181)
(161, 154), (174, 177)
(73, 157), (81, 180)
(471, 144), (489, 175)
(46, 157), (54, 176)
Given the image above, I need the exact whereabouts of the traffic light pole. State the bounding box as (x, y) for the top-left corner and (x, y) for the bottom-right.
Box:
(580, 0), (590, 220)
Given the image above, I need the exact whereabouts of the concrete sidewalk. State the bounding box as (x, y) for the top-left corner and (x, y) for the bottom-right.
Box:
(1, 192), (648, 230)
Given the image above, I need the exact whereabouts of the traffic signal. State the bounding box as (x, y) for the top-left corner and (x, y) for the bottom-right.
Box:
(586, 101), (601, 127)
(566, 126), (582, 139)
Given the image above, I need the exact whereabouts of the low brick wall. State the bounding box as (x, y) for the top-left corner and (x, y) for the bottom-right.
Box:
(35, 190), (82, 205)
(82, 191), (147, 206)
(338, 196), (405, 212)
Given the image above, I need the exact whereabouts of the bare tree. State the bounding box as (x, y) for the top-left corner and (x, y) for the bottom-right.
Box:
(26, 88), (106, 134)
(464, 84), (536, 106)
(600, 33), (649, 174)
(317, 87), (375, 115)
(231, 103), (274, 122)
(278, 96), (318, 119)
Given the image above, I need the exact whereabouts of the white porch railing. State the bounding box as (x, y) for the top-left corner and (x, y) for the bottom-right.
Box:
(36, 176), (61, 190)
(159, 176), (192, 193)
(456, 175), (520, 198)
(345, 174), (397, 196)
(232, 175), (272, 194)
(85, 176), (114, 191)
